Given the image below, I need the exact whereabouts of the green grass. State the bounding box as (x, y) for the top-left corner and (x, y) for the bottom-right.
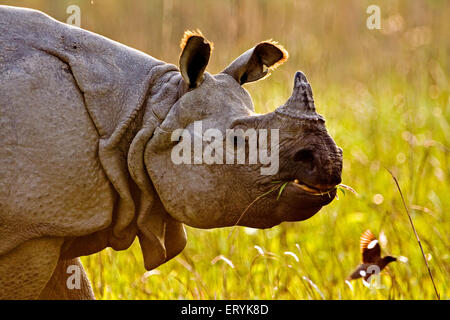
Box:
(6, 0), (445, 300)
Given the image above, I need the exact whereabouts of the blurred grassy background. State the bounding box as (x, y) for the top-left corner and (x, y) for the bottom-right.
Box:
(3, 0), (448, 299)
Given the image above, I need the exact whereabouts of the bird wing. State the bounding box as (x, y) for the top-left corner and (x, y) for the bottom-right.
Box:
(347, 264), (366, 280)
(360, 229), (381, 263)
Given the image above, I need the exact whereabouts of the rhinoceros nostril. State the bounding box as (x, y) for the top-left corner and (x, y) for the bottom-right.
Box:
(293, 149), (315, 164)
(332, 174), (342, 187)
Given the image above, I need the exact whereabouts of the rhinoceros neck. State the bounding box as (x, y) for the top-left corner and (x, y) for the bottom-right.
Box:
(142, 66), (184, 128)
(113, 63), (182, 147)
(125, 65), (183, 191)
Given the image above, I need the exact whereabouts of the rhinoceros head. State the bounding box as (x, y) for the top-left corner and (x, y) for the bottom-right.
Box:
(145, 31), (343, 230)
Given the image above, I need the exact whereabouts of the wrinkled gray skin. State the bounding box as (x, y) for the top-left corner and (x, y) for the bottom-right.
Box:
(0, 6), (342, 299)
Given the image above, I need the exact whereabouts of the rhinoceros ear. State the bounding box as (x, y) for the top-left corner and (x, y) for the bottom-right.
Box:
(179, 30), (213, 89)
(222, 40), (288, 85)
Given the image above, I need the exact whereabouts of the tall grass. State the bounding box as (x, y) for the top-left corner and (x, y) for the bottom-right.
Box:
(4, 0), (448, 299)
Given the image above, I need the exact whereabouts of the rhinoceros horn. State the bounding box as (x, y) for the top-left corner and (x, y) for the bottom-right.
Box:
(275, 71), (324, 121)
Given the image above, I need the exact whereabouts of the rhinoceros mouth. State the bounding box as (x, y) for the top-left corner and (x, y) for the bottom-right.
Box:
(292, 179), (337, 196)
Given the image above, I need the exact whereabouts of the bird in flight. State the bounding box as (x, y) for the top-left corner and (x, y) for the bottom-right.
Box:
(347, 229), (397, 281)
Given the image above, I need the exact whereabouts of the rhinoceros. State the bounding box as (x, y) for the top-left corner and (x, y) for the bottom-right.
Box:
(0, 6), (343, 299)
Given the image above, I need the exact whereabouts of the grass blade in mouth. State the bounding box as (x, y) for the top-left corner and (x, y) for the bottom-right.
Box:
(232, 180), (351, 233)
(230, 181), (286, 232)
(337, 183), (358, 197)
(277, 181), (290, 200)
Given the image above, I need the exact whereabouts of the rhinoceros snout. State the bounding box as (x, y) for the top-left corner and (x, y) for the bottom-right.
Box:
(291, 145), (342, 194)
